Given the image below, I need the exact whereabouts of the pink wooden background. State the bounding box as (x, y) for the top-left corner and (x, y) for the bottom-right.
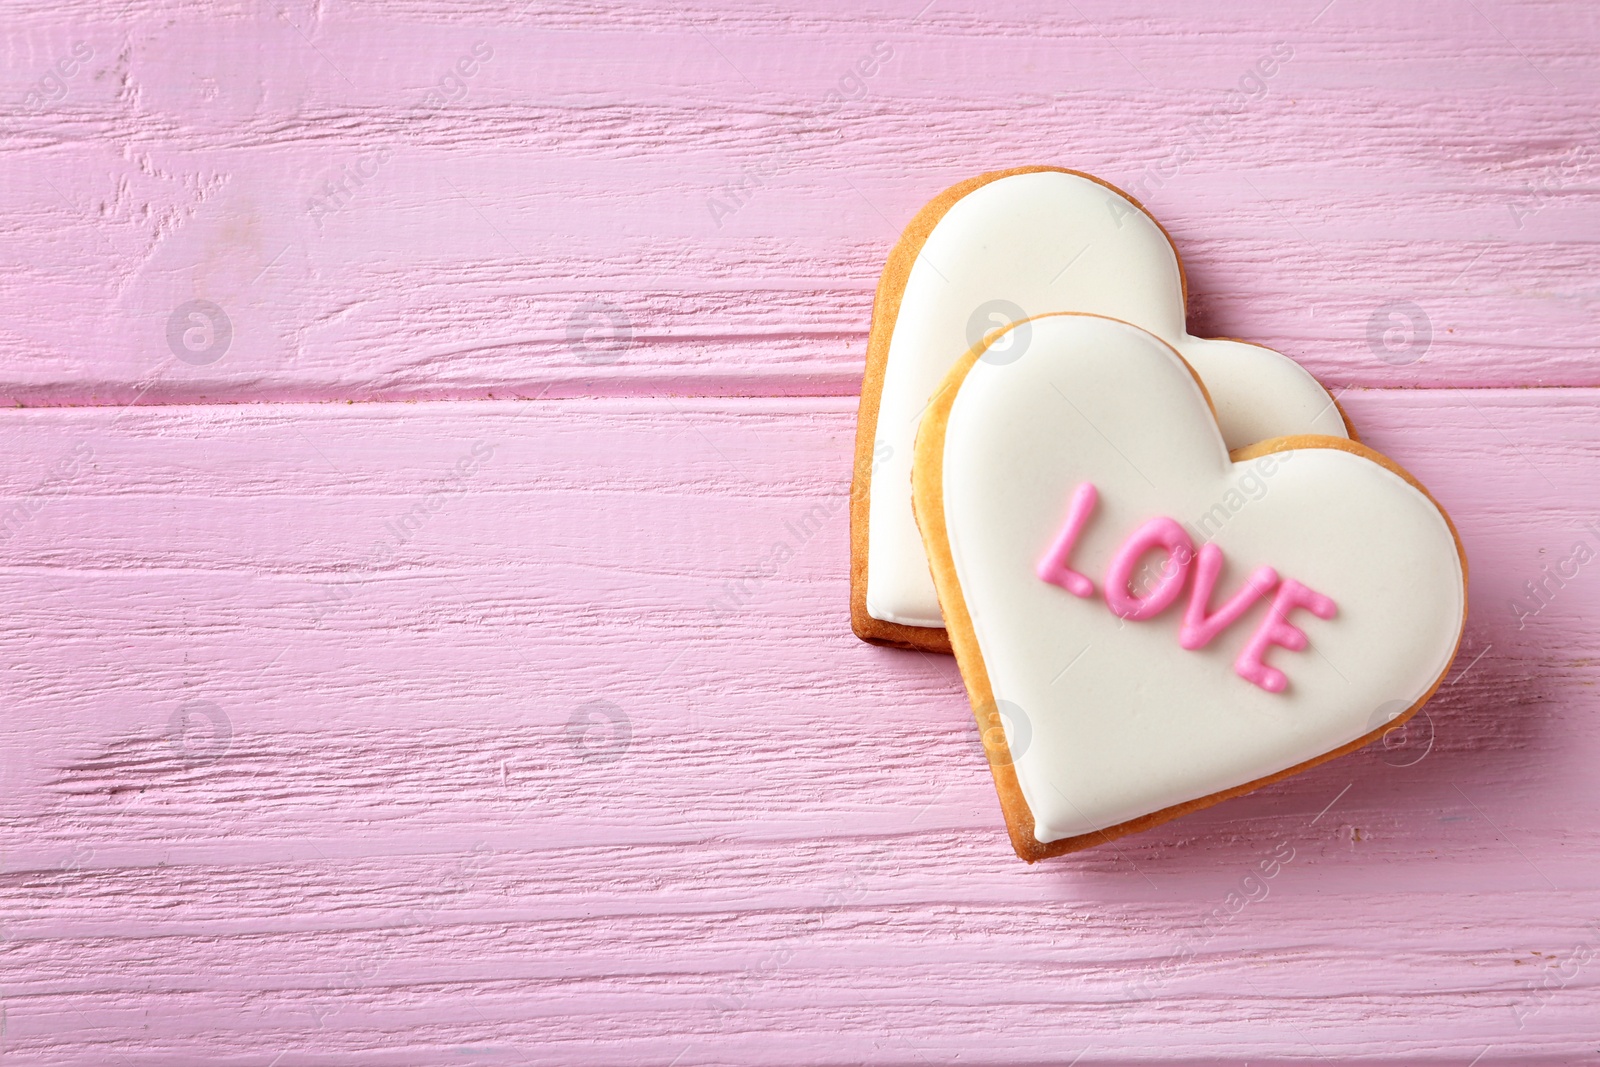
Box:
(3, 1), (1598, 1063)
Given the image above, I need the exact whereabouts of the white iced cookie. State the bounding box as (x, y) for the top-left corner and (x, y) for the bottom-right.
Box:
(851, 167), (1350, 652)
(913, 313), (1466, 862)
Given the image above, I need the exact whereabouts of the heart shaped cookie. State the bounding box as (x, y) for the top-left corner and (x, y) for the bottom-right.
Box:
(852, 168), (1352, 652)
(913, 313), (1466, 861)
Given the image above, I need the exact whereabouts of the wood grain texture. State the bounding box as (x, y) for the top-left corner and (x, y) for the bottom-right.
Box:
(2, 0), (1598, 1063)
(1, 0), (1598, 405)
(1, 391), (1598, 1063)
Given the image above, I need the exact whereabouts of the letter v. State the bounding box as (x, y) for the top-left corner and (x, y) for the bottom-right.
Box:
(1179, 543), (1279, 650)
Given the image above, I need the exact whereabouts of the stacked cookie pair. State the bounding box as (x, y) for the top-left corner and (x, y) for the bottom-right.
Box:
(849, 169), (1467, 861)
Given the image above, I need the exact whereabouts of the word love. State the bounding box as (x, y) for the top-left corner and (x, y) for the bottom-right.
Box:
(1036, 483), (1336, 693)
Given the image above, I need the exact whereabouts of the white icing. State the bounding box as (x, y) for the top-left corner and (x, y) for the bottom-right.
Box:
(866, 170), (1348, 628)
(937, 315), (1464, 843)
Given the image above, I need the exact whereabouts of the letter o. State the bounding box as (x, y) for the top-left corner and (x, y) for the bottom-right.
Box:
(1104, 517), (1195, 620)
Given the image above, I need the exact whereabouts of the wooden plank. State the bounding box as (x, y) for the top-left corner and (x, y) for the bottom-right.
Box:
(5, 0), (1599, 1061)
(0, 389), (1596, 1062)
(2, 1), (1597, 404)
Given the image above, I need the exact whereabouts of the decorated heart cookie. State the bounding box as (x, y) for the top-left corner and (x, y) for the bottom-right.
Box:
(852, 167), (1352, 653)
(913, 313), (1466, 862)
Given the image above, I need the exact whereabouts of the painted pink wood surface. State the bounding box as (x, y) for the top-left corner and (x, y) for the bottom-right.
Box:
(2, 0), (1598, 405)
(2, 392), (1598, 1064)
(2, 1), (1598, 1064)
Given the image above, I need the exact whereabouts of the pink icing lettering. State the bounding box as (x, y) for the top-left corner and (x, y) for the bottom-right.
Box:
(1179, 543), (1280, 651)
(1036, 482), (1099, 598)
(1233, 579), (1338, 693)
(1036, 486), (1338, 695)
(1104, 517), (1194, 621)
